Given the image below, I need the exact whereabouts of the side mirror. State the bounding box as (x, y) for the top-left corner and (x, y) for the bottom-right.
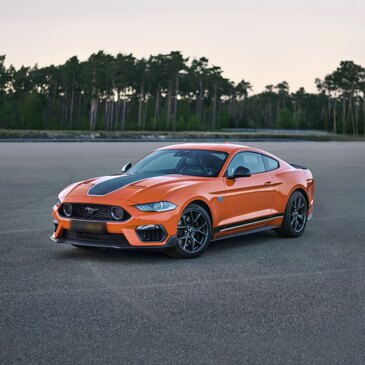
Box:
(121, 162), (132, 173)
(227, 166), (251, 179)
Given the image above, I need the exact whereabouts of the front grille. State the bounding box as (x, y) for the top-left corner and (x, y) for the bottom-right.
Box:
(59, 203), (131, 222)
(136, 226), (166, 242)
(62, 229), (130, 246)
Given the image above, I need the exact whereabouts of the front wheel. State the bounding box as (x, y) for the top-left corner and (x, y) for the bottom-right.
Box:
(166, 204), (212, 259)
(275, 191), (308, 238)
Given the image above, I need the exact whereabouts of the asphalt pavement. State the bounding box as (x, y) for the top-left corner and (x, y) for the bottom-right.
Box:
(0, 141), (364, 364)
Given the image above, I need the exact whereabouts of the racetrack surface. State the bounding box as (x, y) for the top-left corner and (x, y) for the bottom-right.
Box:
(0, 142), (364, 365)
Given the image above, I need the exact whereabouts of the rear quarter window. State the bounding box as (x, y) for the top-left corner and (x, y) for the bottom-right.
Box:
(263, 155), (279, 171)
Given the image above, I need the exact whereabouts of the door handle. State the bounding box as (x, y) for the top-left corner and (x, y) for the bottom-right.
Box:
(264, 181), (274, 186)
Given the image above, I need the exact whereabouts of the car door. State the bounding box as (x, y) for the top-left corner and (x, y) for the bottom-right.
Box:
(222, 151), (276, 228)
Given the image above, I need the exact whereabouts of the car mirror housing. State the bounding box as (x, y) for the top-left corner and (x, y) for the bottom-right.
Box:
(227, 166), (251, 179)
(121, 162), (132, 173)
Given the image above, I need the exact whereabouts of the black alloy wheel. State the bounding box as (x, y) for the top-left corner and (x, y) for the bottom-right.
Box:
(166, 204), (212, 258)
(275, 191), (308, 238)
(290, 195), (307, 232)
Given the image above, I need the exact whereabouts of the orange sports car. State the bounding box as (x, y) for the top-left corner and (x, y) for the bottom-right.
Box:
(51, 143), (315, 258)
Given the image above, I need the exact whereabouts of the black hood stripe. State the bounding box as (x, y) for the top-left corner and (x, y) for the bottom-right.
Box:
(88, 172), (164, 196)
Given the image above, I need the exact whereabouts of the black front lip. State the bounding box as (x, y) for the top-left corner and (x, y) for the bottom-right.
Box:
(50, 235), (177, 250)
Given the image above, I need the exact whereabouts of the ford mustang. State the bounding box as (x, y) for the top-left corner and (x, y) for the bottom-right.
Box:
(51, 143), (315, 258)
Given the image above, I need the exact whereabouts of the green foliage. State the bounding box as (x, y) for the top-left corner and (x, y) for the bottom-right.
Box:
(19, 93), (46, 129)
(217, 111), (231, 129)
(276, 108), (294, 129)
(175, 116), (187, 131)
(0, 53), (364, 135)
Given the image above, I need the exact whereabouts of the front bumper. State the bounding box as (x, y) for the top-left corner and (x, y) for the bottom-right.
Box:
(50, 233), (177, 250)
(51, 201), (180, 249)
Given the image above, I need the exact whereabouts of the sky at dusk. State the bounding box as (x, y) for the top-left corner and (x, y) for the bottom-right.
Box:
(1, 0), (364, 93)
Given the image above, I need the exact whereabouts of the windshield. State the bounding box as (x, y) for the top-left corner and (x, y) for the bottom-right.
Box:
(127, 149), (228, 177)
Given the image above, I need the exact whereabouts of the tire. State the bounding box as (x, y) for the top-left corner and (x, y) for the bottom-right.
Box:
(275, 191), (308, 238)
(166, 204), (212, 259)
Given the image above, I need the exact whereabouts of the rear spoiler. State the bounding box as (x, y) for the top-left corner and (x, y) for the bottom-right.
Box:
(290, 163), (308, 170)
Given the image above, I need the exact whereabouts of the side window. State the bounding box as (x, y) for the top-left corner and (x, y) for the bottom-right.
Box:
(242, 152), (265, 173)
(227, 153), (245, 176)
(227, 152), (266, 175)
(263, 155), (279, 171)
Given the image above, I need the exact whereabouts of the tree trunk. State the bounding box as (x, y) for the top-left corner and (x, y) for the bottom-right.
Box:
(69, 77), (75, 129)
(355, 101), (359, 136)
(333, 99), (337, 134)
(104, 98), (109, 130)
(153, 84), (160, 130)
(115, 90), (120, 130)
(211, 82), (218, 130)
(363, 96), (365, 136)
(142, 83), (151, 129)
(89, 70), (98, 130)
(50, 80), (58, 123)
(77, 91), (82, 128)
(142, 98), (149, 129)
(121, 93), (127, 130)
(341, 97), (346, 134)
(62, 99), (68, 129)
(347, 96), (355, 135)
(326, 97), (331, 132)
(172, 74), (179, 131)
(137, 83), (144, 129)
(110, 98), (115, 130)
(196, 79), (203, 123)
(166, 80), (172, 129)
(296, 104), (300, 130)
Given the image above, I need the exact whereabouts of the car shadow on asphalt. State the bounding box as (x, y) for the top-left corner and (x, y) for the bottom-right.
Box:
(55, 246), (169, 263)
(54, 230), (281, 263)
(209, 229), (280, 252)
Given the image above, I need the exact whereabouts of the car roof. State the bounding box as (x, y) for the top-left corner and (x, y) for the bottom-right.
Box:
(158, 143), (253, 154)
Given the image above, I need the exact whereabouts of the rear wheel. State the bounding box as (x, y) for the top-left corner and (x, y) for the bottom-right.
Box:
(275, 191), (308, 238)
(166, 204), (212, 259)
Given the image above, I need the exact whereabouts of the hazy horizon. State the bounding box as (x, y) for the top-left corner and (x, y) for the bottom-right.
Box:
(1, 0), (364, 93)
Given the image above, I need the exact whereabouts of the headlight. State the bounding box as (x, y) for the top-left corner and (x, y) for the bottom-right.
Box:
(56, 199), (61, 207)
(134, 201), (176, 212)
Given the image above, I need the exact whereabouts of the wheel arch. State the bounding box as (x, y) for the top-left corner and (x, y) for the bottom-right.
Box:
(183, 198), (214, 226)
(292, 187), (309, 207)
(286, 185), (309, 208)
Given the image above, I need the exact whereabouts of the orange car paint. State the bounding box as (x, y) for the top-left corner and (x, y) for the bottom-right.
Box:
(52, 144), (314, 247)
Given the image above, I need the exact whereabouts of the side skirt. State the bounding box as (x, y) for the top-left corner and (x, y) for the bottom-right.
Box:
(212, 225), (280, 242)
(213, 213), (284, 234)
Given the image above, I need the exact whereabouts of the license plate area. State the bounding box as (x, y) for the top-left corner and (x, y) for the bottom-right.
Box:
(70, 220), (106, 234)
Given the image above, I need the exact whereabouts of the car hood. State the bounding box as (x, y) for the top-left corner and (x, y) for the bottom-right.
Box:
(60, 173), (206, 203)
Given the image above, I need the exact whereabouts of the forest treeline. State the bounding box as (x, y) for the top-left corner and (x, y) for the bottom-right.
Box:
(0, 51), (365, 135)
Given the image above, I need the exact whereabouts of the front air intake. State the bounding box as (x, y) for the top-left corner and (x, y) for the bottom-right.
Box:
(136, 225), (166, 242)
